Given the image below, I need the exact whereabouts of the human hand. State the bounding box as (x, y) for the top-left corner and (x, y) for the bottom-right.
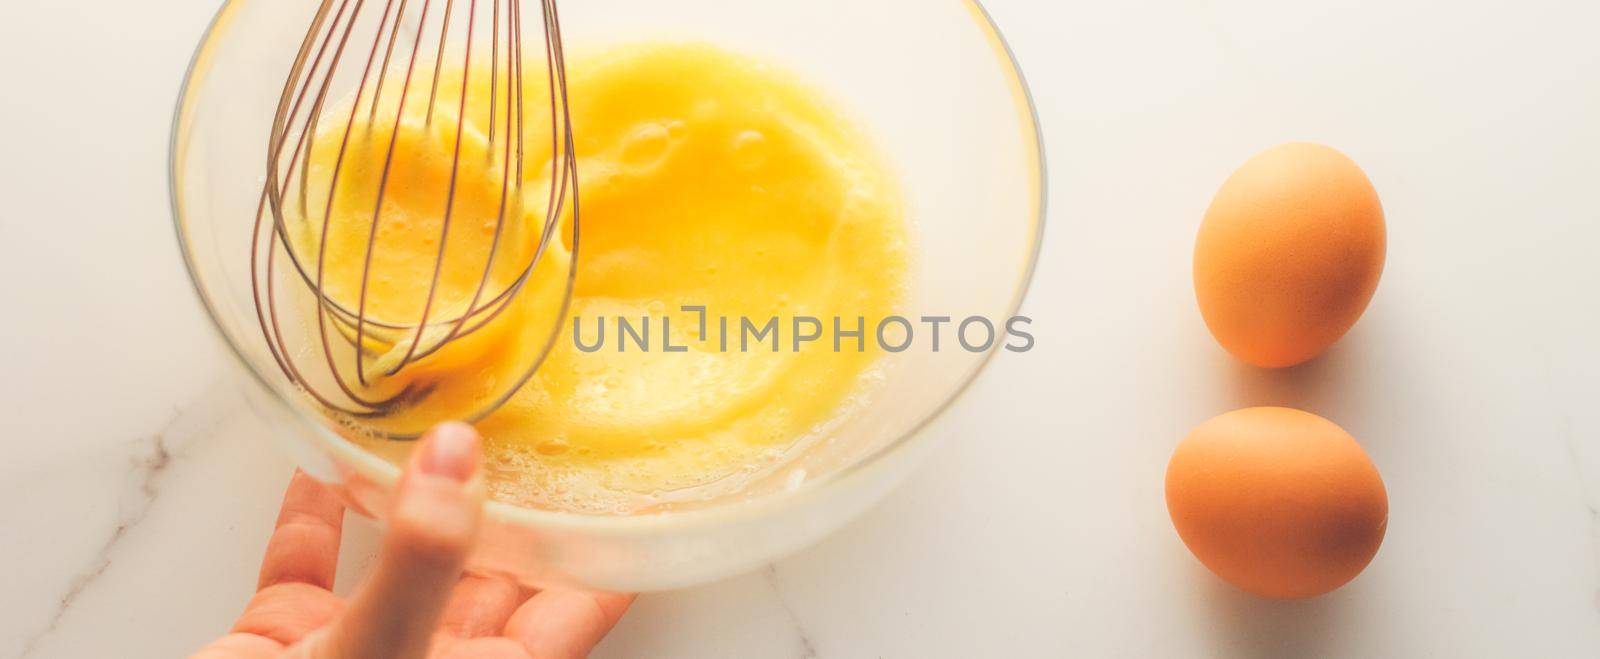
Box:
(194, 422), (633, 659)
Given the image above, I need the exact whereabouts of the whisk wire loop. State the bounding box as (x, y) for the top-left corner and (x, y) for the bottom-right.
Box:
(248, 0), (578, 434)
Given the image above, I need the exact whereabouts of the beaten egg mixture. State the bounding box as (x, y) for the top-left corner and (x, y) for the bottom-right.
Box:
(296, 43), (909, 511)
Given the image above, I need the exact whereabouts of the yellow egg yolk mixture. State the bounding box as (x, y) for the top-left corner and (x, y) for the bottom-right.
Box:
(298, 43), (910, 512)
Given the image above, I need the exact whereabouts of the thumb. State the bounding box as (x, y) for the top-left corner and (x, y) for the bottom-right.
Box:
(314, 421), (485, 659)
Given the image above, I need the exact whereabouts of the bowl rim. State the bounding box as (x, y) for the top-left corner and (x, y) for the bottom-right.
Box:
(170, 0), (1048, 535)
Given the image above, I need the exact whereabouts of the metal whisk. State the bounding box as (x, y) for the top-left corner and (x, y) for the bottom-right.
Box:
(248, 0), (579, 438)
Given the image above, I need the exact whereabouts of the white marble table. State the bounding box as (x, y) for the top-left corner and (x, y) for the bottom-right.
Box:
(3, 0), (1598, 656)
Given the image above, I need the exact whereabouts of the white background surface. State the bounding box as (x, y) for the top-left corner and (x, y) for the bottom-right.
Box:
(2, 0), (1598, 657)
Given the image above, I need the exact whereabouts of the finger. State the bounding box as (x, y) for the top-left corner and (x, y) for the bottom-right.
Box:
(191, 632), (284, 659)
(311, 422), (485, 659)
(230, 582), (344, 646)
(506, 589), (635, 659)
(440, 574), (524, 638)
(435, 636), (534, 659)
(258, 470), (346, 591)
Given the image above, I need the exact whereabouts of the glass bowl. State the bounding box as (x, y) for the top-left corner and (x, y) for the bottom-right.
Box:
(172, 0), (1044, 591)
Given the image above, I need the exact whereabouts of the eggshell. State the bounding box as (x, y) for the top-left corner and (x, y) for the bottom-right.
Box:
(1165, 407), (1388, 599)
(1194, 142), (1385, 368)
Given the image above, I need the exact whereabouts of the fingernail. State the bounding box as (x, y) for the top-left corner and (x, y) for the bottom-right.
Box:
(419, 421), (481, 483)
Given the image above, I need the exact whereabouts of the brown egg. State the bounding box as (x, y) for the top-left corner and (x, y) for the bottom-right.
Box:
(1165, 407), (1388, 599)
(1194, 142), (1385, 368)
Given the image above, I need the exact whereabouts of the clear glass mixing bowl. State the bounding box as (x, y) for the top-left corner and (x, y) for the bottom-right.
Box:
(172, 0), (1044, 591)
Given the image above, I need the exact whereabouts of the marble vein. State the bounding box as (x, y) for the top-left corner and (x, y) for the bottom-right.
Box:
(16, 384), (240, 658)
(1545, 352), (1600, 616)
(764, 564), (818, 659)
(1563, 428), (1600, 616)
